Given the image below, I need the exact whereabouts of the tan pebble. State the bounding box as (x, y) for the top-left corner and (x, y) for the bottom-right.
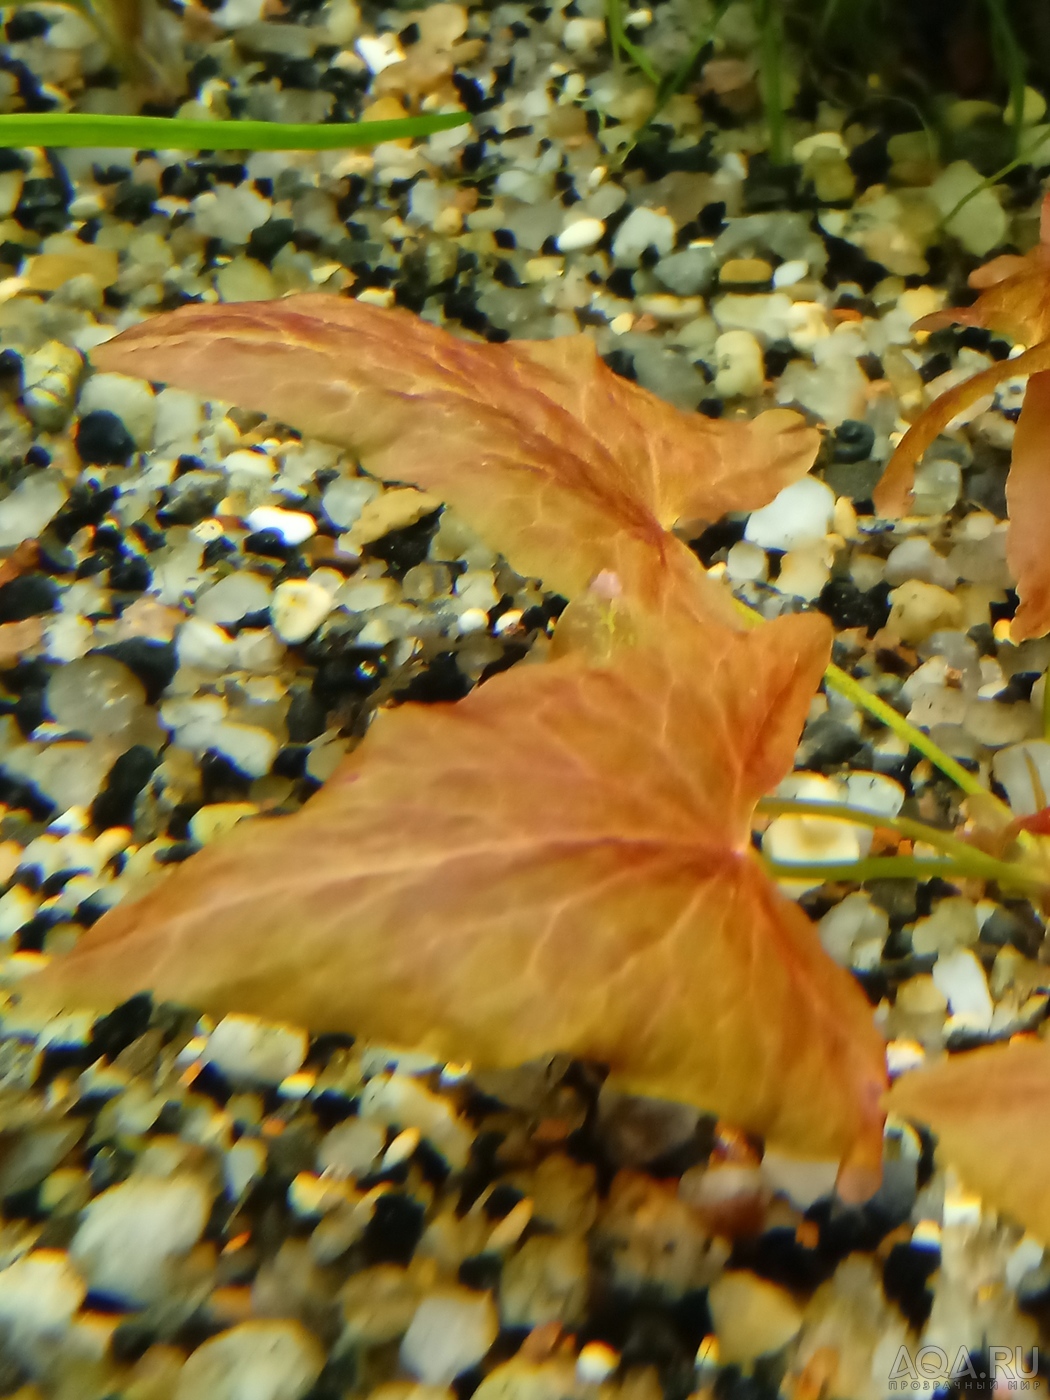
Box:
(887, 579), (963, 645)
(24, 245), (119, 291)
(344, 488), (443, 549)
(718, 257), (773, 286)
(708, 1270), (802, 1365)
(188, 803), (258, 845)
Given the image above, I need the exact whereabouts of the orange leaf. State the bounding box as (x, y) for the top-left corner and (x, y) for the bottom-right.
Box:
(872, 340), (1050, 518)
(1007, 368), (1050, 640)
(90, 295), (818, 634)
(888, 1038), (1050, 1241)
(27, 613), (886, 1183)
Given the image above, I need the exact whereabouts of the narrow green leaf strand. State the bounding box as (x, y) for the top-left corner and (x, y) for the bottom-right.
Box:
(0, 111), (472, 151)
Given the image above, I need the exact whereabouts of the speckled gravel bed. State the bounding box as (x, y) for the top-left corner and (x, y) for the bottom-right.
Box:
(1, 0), (1050, 1397)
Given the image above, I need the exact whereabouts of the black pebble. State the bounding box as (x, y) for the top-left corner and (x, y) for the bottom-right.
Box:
(0, 573), (57, 623)
(246, 218), (295, 265)
(365, 507), (442, 579)
(109, 554), (152, 593)
(362, 1193), (426, 1265)
(832, 419), (876, 463)
(110, 183), (156, 224)
(5, 8), (50, 39)
(458, 1253), (502, 1292)
(14, 177), (70, 236)
(76, 410), (135, 466)
(689, 517), (746, 567)
(883, 1241), (938, 1330)
(95, 639), (176, 703)
(397, 651), (472, 704)
(244, 528), (293, 560)
(90, 994), (153, 1062)
(847, 132), (890, 188)
(91, 745), (158, 830)
(286, 687), (327, 743)
(918, 350), (952, 384)
(817, 578), (890, 634)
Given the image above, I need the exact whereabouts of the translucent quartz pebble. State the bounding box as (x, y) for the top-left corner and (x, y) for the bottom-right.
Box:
(47, 656), (147, 740)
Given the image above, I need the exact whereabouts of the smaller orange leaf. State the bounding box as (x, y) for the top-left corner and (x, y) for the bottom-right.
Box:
(888, 1038), (1050, 1241)
(873, 340), (1050, 517)
(90, 295), (819, 639)
(1006, 368), (1050, 639)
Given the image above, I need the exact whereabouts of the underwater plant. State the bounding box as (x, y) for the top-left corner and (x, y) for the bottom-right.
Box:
(875, 189), (1050, 641)
(24, 294), (1050, 1232)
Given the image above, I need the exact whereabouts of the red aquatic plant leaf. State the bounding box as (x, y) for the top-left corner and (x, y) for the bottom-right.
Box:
(873, 194), (1050, 543)
(90, 294), (819, 628)
(28, 611), (886, 1184)
(1006, 369), (1050, 640)
(889, 1038), (1050, 1241)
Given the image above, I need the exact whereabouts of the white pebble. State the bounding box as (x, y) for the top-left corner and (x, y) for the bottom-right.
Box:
(191, 184), (273, 244)
(211, 721), (279, 778)
(887, 580), (963, 645)
(72, 1175), (211, 1305)
(270, 579), (333, 644)
(175, 1320), (324, 1400)
(321, 476), (381, 530)
(932, 948), (994, 1030)
(612, 206), (676, 263)
(205, 1014), (308, 1085)
(818, 892), (888, 966)
(47, 656), (146, 740)
(246, 508), (317, 546)
(993, 741), (1050, 817)
(745, 476), (834, 551)
(197, 572), (272, 626)
(884, 537), (956, 590)
(912, 458), (962, 516)
(556, 217), (606, 253)
(772, 258), (808, 287)
(562, 16), (606, 52)
(725, 541), (767, 583)
(774, 544), (830, 601)
(176, 618), (239, 674)
(0, 471), (68, 548)
(400, 1289), (499, 1385)
(0, 1250), (85, 1368)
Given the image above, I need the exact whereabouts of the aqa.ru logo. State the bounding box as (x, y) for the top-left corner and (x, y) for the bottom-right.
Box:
(888, 1346), (1039, 1391)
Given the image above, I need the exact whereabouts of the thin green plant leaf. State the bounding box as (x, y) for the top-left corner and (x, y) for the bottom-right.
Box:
(756, 796), (1002, 866)
(0, 111), (472, 151)
(983, 0), (1027, 157)
(940, 126), (1050, 232)
(755, 0), (787, 165)
(762, 852), (1043, 889)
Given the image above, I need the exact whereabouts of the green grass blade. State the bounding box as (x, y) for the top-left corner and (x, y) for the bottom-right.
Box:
(0, 110), (472, 150)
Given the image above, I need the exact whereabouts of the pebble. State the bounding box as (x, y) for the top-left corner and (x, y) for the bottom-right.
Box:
(271, 579), (333, 644)
(992, 741), (1050, 817)
(175, 1320), (324, 1400)
(400, 1289), (499, 1385)
(725, 540), (768, 583)
(818, 892), (889, 965)
(929, 160), (1008, 257)
(500, 1235), (589, 1329)
(556, 217), (605, 253)
(0, 469), (68, 547)
(217, 256), (277, 302)
(612, 207), (677, 263)
(0, 1249), (85, 1370)
(204, 1013), (308, 1085)
(713, 329), (765, 397)
(197, 572), (273, 626)
(189, 802), (258, 845)
(719, 256), (773, 285)
(887, 580), (964, 645)
(21, 341), (82, 429)
(191, 184), (273, 244)
(177, 618), (240, 674)
(317, 1117), (387, 1179)
(912, 458), (962, 516)
(360, 1072), (473, 1170)
(47, 655), (148, 740)
(654, 246), (716, 295)
(884, 538), (957, 590)
(744, 476), (835, 551)
(709, 1271), (803, 1364)
(933, 948), (994, 1030)
(246, 506), (318, 545)
(71, 1173), (212, 1304)
(78, 372), (155, 448)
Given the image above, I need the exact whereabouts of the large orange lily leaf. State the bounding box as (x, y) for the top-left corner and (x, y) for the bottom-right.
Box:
(874, 192), (1050, 639)
(889, 1038), (1050, 1241)
(29, 611), (886, 1186)
(90, 294), (819, 638)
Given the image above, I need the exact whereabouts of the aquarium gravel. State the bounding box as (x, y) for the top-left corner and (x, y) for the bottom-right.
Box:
(0, 0), (1049, 1397)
